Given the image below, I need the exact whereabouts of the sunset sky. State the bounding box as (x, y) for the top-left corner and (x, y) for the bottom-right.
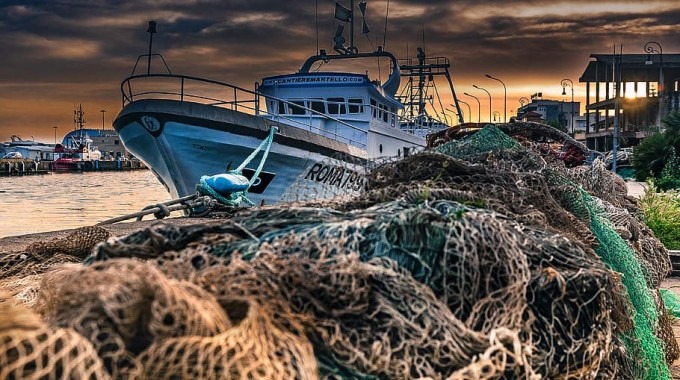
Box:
(1, 0), (679, 141)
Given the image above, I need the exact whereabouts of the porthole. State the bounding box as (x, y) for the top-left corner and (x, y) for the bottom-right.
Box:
(379, 144), (383, 153)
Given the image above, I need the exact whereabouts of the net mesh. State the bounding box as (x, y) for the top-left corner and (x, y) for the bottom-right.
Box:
(0, 291), (111, 379)
(0, 122), (677, 379)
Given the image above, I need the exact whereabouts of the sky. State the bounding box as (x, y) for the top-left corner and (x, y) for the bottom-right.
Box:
(1, 0), (679, 142)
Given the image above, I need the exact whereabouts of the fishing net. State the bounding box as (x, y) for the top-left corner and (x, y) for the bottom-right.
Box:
(25, 226), (111, 257)
(35, 259), (232, 378)
(0, 226), (112, 308)
(0, 291), (111, 379)
(0, 122), (677, 379)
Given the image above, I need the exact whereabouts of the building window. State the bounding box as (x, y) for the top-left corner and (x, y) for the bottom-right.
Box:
(114, 140), (120, 145)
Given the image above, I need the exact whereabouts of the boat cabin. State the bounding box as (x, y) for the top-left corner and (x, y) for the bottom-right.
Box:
(259, 71), (403, 148)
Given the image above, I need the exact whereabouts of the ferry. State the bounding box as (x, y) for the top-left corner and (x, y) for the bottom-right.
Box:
(113, 13), (464, 206)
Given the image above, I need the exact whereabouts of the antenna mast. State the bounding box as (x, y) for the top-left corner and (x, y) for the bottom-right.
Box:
(146, 21), (157, 75)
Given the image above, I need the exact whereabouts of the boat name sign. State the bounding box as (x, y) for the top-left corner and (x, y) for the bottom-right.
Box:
(304, 162), (366, 191)
(262, 76), (365, 86)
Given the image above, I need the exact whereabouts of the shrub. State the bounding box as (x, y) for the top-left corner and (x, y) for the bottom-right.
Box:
(640, 183), (680, 250)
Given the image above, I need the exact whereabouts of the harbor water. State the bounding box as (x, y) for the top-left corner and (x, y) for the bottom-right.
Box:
(0, 170), (175, 238)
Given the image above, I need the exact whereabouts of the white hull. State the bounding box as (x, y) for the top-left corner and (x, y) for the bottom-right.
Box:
(114, 100), (415, 205)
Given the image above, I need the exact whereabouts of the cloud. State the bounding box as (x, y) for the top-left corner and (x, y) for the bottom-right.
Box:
(1, 0), (680, 140)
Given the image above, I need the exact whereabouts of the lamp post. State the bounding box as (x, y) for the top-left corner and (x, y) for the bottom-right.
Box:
(486, 74), (507, 123)
(561, 79), (574, 134)
(473, 84), (492, 123)
(453, 101), (471, 124)
(53, 126), (58, 145)
(645, 41), (664, 127)
(463, 93), (481, 124)
(100, 109), (106, 131)
(493, 111), (500, 123)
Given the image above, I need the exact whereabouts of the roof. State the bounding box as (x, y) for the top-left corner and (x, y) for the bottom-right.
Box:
(579, 53), (680, 83)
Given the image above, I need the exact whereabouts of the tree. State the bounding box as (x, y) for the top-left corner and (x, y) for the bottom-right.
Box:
(632, 112), (680, 185)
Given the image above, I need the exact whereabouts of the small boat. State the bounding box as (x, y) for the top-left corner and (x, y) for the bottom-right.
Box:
(52, 105), (102, 171)
(113, 13), (464, 206)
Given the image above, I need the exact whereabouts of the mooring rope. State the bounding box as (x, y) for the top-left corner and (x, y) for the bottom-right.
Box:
(96, 194), (208, 225)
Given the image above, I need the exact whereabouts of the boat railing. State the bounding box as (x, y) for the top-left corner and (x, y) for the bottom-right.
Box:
(363, 102), (449, 135)
(121, 74), (367, 148)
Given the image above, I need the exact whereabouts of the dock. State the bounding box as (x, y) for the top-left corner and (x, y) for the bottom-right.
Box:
(0, 158), (147, 176)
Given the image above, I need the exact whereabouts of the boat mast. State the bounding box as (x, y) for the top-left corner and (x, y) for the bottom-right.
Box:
(349, 0), (354, 52)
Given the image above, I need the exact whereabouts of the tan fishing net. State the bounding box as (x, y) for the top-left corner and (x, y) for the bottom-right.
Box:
(0, 122), (677, 379)
(0, 291), (110, 379)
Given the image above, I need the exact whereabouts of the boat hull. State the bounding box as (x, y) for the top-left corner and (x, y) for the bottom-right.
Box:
(113, 100), (369, 205)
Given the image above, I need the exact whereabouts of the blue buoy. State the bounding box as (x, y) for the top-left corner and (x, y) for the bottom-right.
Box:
(204, 173), (251, 194)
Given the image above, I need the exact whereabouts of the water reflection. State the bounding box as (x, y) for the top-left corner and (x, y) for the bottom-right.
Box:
(0, 170), (174, 238)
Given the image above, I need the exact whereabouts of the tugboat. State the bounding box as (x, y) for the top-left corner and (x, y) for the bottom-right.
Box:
(52, 104), (102, 171)
(113, 10), (464, 206)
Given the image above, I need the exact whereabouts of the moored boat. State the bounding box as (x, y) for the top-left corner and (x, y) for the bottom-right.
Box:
(113, 12), (464, 206)
(52, 104), (102, 172)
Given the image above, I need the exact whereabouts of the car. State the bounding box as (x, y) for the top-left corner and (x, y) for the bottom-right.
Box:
(2, 152), (23, 159)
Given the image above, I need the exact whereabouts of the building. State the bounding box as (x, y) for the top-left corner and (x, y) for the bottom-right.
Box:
(516, 93), (581, 132)
(578, 52), (680, 152)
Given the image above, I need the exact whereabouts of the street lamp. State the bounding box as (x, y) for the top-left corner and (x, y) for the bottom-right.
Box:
(486, 74), (507, 123)
(463, 92), (481, 124)
(645, 41), (664, 127)
(453, 101), (471, 124)
(473, 84), (492, 123)
(561, 79), (574, 134)
(100, 109), (106, 131)
(493, 111), (500, 122)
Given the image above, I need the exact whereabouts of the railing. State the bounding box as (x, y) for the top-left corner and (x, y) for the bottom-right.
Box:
(120, 74), (368, 148)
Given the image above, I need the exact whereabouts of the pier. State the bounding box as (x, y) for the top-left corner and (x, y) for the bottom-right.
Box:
(0, 158), (146, 176)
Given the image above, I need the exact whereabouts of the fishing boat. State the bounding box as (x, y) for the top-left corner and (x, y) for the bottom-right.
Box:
(52, 105), (102, 171)
(113, 11), (464, 206)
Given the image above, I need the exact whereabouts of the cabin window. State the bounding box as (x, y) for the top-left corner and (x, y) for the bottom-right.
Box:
(327, 97), (346, 114)
(379, 104), (388, 122)
(370, 99), (377, 118)
(277, 100), (285, 114)
(289, 100), (306, 115)
(310, 99), (325, 114)
(348, 98), (364, 114)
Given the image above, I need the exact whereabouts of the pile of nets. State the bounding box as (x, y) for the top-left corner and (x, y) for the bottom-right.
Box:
(0, 122), (677, 379)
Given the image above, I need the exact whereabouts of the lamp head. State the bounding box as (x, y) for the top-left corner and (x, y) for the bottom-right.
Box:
(645, 54), (653, 65)
(485, 74), (491, 79)
(147, 21), (157, 34)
